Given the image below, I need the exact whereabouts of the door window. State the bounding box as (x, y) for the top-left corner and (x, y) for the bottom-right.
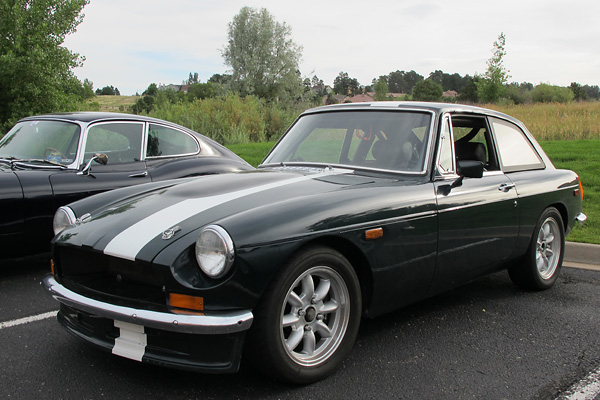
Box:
(452, 116), (499, 171)
(85, 122), (144, 164)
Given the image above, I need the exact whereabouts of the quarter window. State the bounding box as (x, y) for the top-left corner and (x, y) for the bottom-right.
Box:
(146, 124), (199, 157)
(491, 118), (544, 172)
(437, 118), (454, 174)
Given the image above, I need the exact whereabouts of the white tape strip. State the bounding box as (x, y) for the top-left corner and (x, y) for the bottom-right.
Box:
(112, 320), (147, 362)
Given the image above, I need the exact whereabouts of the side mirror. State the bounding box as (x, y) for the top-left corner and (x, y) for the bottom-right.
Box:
(457, 160), (484, 179)
(450, 160), (484, 189)
(78, 153), (108, 176)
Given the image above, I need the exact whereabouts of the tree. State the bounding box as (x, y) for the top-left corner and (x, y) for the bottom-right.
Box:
(458, 75), (479, 103)
(81, 78), (95, 99)
(583, 85), (600, 100)
(532, 84), (574, 103)
(221, 6), (303, 103)
(381, 70), (424, 94)
(570, 82), (588, 101)
(0, 0), (90, 133)
(208, 73), (231, 85)
(333, 71), (360, 95)
(477, 32), (511, 103)
(412, 79), (443, 102)
(96, 85), (120, 96)
(373, 78), (389, 101)
(504, 82), (532, 104)
(403, 70), (424, 94)
(187, 82), (216, 101)
(186, 72), (199, 85)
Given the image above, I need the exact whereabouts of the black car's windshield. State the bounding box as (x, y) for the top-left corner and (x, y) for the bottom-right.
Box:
(262, 110), (432, 173)
(0, 120), (81, 166)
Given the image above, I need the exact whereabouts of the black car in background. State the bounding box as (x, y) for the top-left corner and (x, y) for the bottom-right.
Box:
(0, 112), (253, 261)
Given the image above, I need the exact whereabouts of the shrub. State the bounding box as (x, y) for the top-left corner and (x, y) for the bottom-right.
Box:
(532, 84), (574, 103)
(149, 94), (300, 145)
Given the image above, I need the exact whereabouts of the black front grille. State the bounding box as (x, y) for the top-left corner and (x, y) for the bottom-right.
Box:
(55, 246), (166, 305)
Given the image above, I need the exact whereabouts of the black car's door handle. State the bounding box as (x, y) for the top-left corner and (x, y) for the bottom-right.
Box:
(498, 183), (516, 192)
(129, 171), (148, 178)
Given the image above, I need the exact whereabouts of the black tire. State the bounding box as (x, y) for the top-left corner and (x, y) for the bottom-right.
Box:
(508, 207), (565, 290)
(246, 245), (361, 384)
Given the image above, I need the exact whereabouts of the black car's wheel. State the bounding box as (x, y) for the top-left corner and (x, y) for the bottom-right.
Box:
(246, 245), (361, 384)
(509, 207), (565, 290)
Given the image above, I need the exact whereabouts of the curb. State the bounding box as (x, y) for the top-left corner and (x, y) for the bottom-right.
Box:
(565, 242), (600, 266)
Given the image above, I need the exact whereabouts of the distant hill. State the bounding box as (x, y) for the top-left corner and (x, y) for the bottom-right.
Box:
(82, 95), (138, 113)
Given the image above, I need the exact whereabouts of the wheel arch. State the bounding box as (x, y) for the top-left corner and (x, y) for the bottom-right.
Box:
(292, 235), (374, 315)
(549, 202), (568, 231)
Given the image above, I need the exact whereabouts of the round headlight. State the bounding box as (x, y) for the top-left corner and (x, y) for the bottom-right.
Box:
(195, 225), (235, 279)
(53, 206), (77, 235)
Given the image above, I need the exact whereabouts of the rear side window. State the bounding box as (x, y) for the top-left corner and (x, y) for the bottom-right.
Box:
(491, 118), (544, 172)
(146, 124), (199, 157)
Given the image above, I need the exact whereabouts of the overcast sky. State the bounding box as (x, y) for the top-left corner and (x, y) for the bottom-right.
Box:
(63, 0), (600, 95)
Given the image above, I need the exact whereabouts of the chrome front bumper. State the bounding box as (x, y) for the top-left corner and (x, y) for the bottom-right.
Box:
(42, 275), (253, 335)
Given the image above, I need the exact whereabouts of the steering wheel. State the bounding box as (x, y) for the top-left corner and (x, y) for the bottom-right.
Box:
(43, 147), (65, 159)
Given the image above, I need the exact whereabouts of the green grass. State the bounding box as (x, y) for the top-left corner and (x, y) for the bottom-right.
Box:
(227, 141), (276, 167)
(227, 139), (598, 244)
(540, 139), (599, 244)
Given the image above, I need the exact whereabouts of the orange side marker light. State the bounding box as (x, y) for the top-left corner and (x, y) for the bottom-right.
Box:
(169, 293), (204, 312)
(365, 227), (384, 241)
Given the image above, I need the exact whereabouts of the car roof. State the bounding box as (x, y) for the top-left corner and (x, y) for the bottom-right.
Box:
(305, 101), (522, 126)
(18, 112), (176, 126)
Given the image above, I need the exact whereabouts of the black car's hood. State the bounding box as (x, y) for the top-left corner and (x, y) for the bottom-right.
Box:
(55, 167), (432, 262)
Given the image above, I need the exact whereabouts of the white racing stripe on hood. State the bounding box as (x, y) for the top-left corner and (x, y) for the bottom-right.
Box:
(103, 169), (345, 260)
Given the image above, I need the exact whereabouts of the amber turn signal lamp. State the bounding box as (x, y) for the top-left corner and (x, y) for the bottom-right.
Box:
(365, 227), (384, 240)
(169, 293), (204, 311)
(576, 175), (584, 199)
(50, 259), (55, 275)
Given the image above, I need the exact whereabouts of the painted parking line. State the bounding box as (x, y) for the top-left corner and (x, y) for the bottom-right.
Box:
(0, 311), (57, 330)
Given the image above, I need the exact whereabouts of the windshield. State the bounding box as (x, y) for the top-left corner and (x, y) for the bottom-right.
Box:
(262, 110), (433, 173)
(0, 120), (81, 166)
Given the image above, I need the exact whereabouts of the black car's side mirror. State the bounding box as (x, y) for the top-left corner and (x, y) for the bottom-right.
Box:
(78, 153), (109, 176)
(450, 160), (485, 189)
(457, 160), (484, 179)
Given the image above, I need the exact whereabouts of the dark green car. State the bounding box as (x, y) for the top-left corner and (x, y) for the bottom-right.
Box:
(44, 102), (586, 384)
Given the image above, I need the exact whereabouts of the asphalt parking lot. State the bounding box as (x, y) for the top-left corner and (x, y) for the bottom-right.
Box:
(1, 247), (599, 400)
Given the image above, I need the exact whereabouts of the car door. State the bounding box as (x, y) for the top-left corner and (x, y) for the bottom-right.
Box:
(49, 121), (152, 208)
(431, 114), (519, 293)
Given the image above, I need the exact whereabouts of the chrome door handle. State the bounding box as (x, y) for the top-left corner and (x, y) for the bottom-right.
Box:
(129, 171), (148, 178)
(498, 183), (516, 192)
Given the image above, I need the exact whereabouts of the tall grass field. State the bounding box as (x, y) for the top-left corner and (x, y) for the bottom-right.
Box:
(487, 102), (600, 140)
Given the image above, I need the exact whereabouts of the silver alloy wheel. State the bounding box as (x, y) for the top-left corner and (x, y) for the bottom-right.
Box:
(279, 266), (350, 366)
(536, 217), (561, 280)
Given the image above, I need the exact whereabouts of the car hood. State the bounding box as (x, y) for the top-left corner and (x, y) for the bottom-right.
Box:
(54, 167), (432, 262)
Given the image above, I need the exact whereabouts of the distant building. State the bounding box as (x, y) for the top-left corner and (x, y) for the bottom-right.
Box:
(345, 93), (374, 103)
(443, 90), (458, 98)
